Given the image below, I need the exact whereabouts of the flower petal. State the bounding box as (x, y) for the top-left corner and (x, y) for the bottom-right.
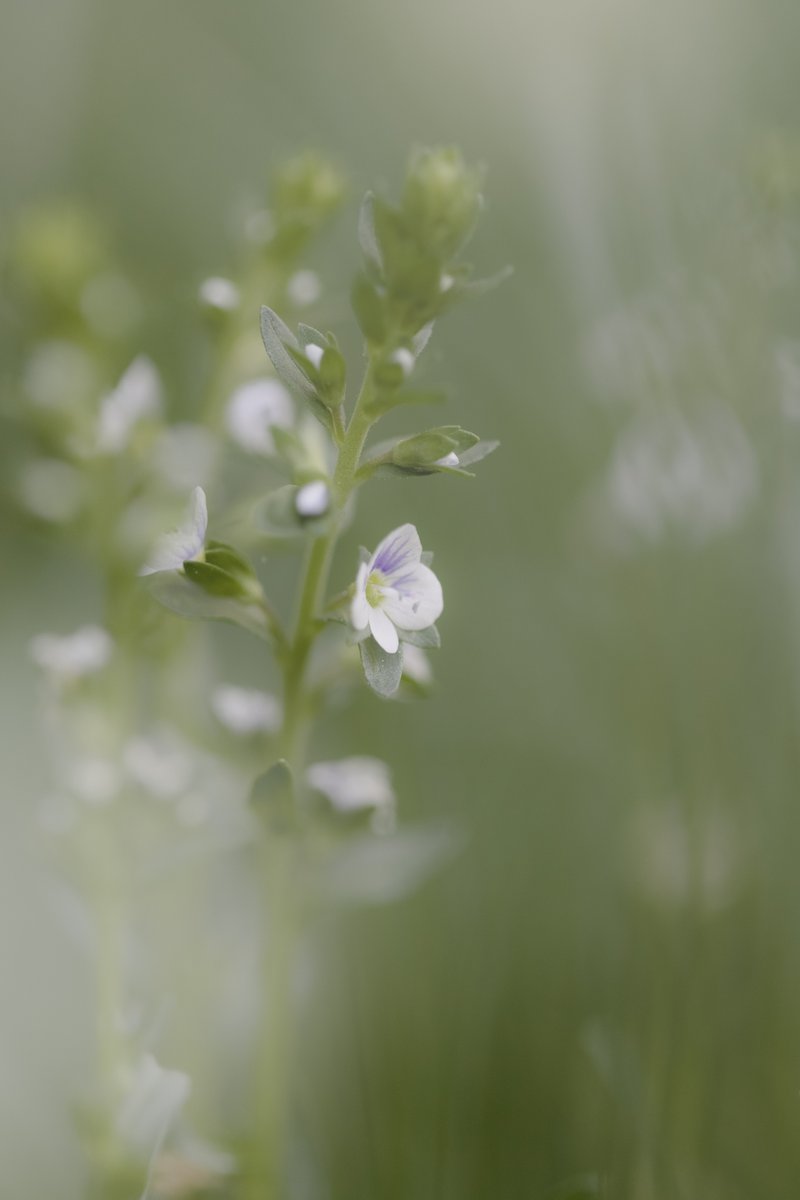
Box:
(368, 606), (399, 653)
(370, 523), (421, 580)
(140, 487), (208, 576)
(380, 563), (443, 631)
(350, 563), (370, 630)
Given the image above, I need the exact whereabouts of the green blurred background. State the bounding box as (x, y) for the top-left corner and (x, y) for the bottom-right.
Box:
(4, 0), (800, 1195)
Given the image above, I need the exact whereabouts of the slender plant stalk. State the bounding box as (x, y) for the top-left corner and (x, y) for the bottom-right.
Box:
(246, 364), (376, 1199)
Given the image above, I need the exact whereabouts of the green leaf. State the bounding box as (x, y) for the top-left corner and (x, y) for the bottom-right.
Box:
(205, 540), (256, 578)
(183, 559), (245, 597)
(259, 306), (317, 403)
(359, 638), (404, 697)
(351, 271), (386, 343)
(145, 573), (270, 641)
(358, 191), (382, 269)
(250, 759), (296, 834)
(319, 345), (346, 407)
(297, 322), (327, 349)
(402, 623), (441, 649)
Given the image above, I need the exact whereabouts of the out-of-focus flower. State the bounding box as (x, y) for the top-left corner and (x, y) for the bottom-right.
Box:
(65, 757), (121, 806)
(307, 757), (395, 823)
(295, 480), (330, 518)
(151, 1139), (236, 1198)
(23, 339), (101, 411)
(287, 268), (321, 307)
(198, 276), (239, 311)
(30, 625), (113, 680)
(602, 406), (757, 546)
(225, 378), (293, 455)
(18, 458), (86, 522)
(124, 732), (195, 800)
(97, 356), (162, 453)
(402, 643), (433, 686)
(211, 685), (282, 735)
(116, 1053), (191, 1164)
(139, 487), (207, 576)
(351, 524), (443, 654)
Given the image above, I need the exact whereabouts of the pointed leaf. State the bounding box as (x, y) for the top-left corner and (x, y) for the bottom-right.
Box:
(183, 559), (245, 597)
(259, 306), (317, 402)
(358, 191), (382, 269)
(359, 638), (404, 697)
(401, 623), (440, 649)
(250, 759), (296, 834)
(146, 573), (270, 641)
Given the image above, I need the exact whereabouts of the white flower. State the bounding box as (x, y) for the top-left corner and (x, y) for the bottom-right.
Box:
(124, 732), (194, 800)
(402, 643), (433, 686)
(225, 377), (293, 455)
(287, 268), (321, 307)
(198, 276), (239, 311)
(295, 480), (330, 518)
(307, 757), (395, 816)
(388, 347), (415, 378)
(116, 1053), (191, 1163)
(434, 451), (459, 468)
(30, 624), (113, 680)
(304, 342), (324, 369)
(351, 524), (443, 654)
(97, 356), (162, 454)
(139, 487), (207, 576)
(211, 685), (281, 735)
(18, 457), (85, 522)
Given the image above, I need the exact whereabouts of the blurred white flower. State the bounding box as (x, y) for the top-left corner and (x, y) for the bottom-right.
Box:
(23, 339), (100, 410)
(198, 276), (239, 311)
(97, 356), (162, 454)
(17, 457), (86, 523)
(295, 480), (330, 518)
(124, 732), (195, 800)
(287, 268), (321, 307)
(116, 1053), (191, 1164)
(603, 406), (757, 546)
(628, 799), (741, 914)
(211, 685), (282, 735)
(307, 757), (395, 825)
(351, 524), (443, 654)
(388, 347), (415, 378)
(139, 487), (207, 576)
(151, 1138), (236, 1198)
(66, 756), (121, 806)
(402, 643), (433, 686)
(225, 377), (293, 455)
(30, 625), (113, 680)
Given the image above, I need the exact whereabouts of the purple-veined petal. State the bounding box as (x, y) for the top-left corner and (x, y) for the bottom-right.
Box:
(369, 523), (421, 580)
(368, 606), (399, 653)
(379, 563), (443, 631)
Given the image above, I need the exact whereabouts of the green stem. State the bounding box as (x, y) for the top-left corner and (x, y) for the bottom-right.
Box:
(246, 364), (377, 1200)
(280, 362), (377, 769)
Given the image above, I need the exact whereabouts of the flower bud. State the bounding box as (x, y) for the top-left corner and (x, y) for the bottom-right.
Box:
(402, 147), (483, 261)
